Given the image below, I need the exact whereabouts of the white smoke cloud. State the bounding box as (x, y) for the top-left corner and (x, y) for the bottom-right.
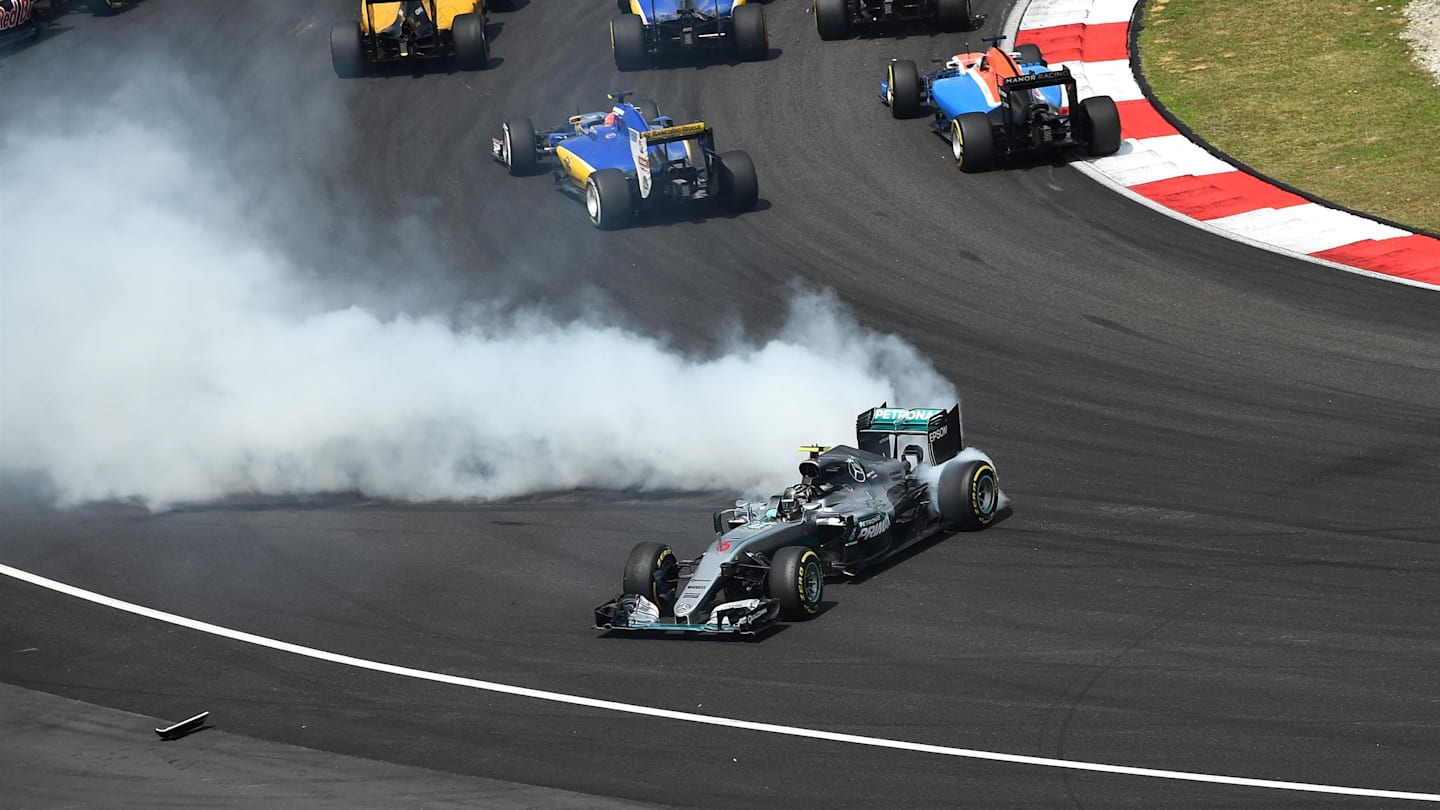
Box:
(0, 100), (957, 510)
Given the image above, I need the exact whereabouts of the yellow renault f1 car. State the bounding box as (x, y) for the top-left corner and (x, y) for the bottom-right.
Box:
(330, 0), (510, 77)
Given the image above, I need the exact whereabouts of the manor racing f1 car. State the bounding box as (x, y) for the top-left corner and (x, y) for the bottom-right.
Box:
(881, 36), (1121, 172)
(594, 405), (1010, 636)
(493, 93), (759, 230)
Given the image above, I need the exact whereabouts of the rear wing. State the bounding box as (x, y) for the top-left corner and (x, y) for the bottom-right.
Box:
(640, 121), (712, 145)
(630, 121), (715, 200)
(855, 405), (964, 465)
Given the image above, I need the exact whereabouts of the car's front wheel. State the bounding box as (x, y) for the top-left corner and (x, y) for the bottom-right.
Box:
(622, 542), (678, 613)
(501, 117), (538, 176)
(587, 168), (634, 230)
(768, 546), (824, 621)
(888, 60), (922, 119)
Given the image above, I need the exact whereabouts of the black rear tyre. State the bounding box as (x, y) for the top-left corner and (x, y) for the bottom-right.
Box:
(612, 14), (647, 71)
(937, 0), (973, 33)
(501, 117), (538, 176)
(586, 168), (634, 230)
(952, 112), (995, 172)
(1079, 95), (1122, 156)
(633, 98), (661, 125)
(453, 13), (490, 70)
(936, 458), (1001, 531)
(888, 60), (922, 119)
(1016, 43), (1045, 65)
(622, 542), (678, 613)
(715, 150), (759, 213)
(330, 20), (365, 78)
(733, 4), (767, 62)
(815, 0), (849, 40)
(768, 546), (824, 621)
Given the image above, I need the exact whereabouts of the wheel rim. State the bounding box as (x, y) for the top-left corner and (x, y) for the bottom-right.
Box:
(886, 66), (895, 107)
(501, 126), (512, 166)
(975, 471), (997, 516)
(586, 181), (601, 224)
(802, 559), (822, 605)
(952, 121), (964, 163)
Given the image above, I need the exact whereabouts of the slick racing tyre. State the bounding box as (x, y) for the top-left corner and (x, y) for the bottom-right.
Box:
(1016, 43), (1045, 65)
(452, 13), (490, 70)
(330, 21), (365, 79)
(937, 0), (974, 33)
(815, 0), (849, 40)
(733, 3), (767, 62)
(715, 150), (759, 213)
(617, 0), (631, 11)
(586, 168), (634, 230)
(769, 546), (824, 621)
(1079, 95), (1122, 156)
(501, 117), (538, 176)
(936, 458), (1001, 531)
(611, 14), (647, 71)
(622, 543), (678, 613)
(633, 98), (661, 125)
(887, 60), (922, 119)
(951, 112), (995, 172)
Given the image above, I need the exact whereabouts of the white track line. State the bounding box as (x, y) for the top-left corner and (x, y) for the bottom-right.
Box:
(3, 564), (1437, 802)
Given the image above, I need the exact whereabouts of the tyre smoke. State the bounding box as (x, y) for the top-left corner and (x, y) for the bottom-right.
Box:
(0, 103), (956, 510)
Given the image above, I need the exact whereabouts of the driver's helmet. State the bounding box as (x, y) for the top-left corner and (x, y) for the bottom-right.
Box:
(604, 111), (618, 127)
(778, 487), (802, 520)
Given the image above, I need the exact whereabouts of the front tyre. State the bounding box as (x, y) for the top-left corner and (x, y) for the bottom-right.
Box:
(611, 14), (647, 71)
(733, 4), (767, 62)
(715, 150), (759, 213)
(888, 60), (922, 119)
(501, 117), (538, 176)
(586, 168), (634, 230)
(622, 542), (678, 613)
(769, 546), (824, 621)
(452, 12), (490, 70)
(952, 112), (995, 172)
(936, 458), (1001, 531)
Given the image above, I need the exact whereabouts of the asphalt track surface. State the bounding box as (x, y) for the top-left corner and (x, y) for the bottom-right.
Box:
(2, 1), (1438, 807)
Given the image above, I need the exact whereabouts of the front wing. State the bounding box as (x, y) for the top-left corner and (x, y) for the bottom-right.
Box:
(595, 594), (779, 636)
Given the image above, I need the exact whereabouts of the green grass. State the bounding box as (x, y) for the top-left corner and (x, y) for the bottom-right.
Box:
(1138, 0), (1440, 233)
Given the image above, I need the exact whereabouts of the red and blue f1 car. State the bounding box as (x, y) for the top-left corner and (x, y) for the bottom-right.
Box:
(493, 93), (759, 230)
(881, 37), (1122, 172)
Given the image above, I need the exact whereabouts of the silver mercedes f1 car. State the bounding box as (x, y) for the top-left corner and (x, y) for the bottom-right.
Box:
(594, 404), (1010, 636)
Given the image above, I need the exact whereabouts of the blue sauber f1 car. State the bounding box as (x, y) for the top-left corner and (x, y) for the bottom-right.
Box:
(880, 36), (1121, 172)
(492, 93), (759, 230)
(594, 404), (1011, 636)
(611, 0), (767, 71)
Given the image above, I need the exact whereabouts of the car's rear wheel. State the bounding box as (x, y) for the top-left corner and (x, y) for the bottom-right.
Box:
(733, 4), (767, 62)
(936, 458), (1001, 531)
(633, 98), (661, 125)
(768, 546), (824, 621)
(622, 542), (678, 613)
(616, 0), (630, 11)
(611, 14), (647, 71)
(937, 0), (973, 32)
(887, 60), (922, 119)
(1079, 95), (1122, 156)
(587, 168), (634, 230)
(452, 12), (490, 70)
(1016, 43), (1045, 65)
(815, 0), (849, 40)
(952, 112), (995, 172)
(501, 117), (538, 176)
(715, 150), (759, 213)
(90, 0), (126, 15)
(330, 21), (365, 79)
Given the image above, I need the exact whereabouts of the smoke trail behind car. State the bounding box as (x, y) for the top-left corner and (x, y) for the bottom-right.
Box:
(0, 101), (956, 510)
